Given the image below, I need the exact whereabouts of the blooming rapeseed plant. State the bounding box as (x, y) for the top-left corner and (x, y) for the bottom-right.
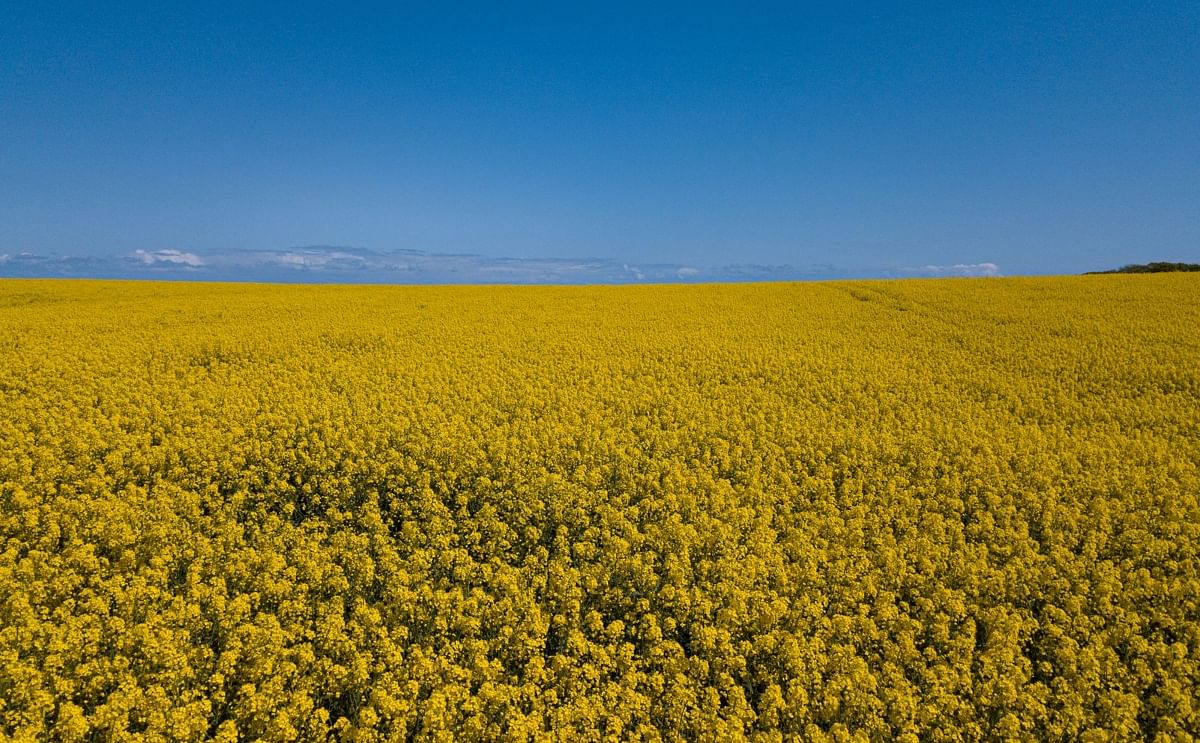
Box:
(0, 276), (1196, 740)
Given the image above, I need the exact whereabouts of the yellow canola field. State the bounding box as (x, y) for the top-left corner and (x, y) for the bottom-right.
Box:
(0, 276), (1198, 742)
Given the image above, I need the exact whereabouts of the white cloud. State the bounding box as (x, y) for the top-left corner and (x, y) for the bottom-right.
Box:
(275, 252), (326, 268)
(676, 267), (701, 278)
(270, 250), (369, 269)
(918, 262), (1001, 278)
(132, 249), (204, 267)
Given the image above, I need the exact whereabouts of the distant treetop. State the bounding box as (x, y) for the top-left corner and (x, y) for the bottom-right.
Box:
(1086, 262), (1200, 274)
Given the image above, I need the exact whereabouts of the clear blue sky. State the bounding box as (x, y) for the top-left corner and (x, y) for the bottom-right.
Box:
(2, 1), (1197, 282)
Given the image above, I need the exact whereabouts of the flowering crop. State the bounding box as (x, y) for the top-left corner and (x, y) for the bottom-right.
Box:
(1, 276), (1197, 741)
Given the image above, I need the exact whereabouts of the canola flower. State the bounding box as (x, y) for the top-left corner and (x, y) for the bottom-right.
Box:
(0, 275), (1197, 741)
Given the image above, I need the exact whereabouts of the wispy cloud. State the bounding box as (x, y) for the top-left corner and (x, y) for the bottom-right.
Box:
(0, 251), (111, 276)
(911, 262), (1001, 278)
(132, 249), (205, 268)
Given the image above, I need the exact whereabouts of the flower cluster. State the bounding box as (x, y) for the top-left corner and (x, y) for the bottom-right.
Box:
(0, 275), (1197, 740)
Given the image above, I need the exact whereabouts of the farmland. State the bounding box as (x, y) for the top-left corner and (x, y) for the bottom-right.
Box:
(1, 276), (1198, 741)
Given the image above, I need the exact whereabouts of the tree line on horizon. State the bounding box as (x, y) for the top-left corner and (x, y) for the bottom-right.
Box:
(1086, 261), (1200, 274)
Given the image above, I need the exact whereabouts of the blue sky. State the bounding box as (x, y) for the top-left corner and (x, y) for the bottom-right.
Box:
(2, 1), (1197, 282)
